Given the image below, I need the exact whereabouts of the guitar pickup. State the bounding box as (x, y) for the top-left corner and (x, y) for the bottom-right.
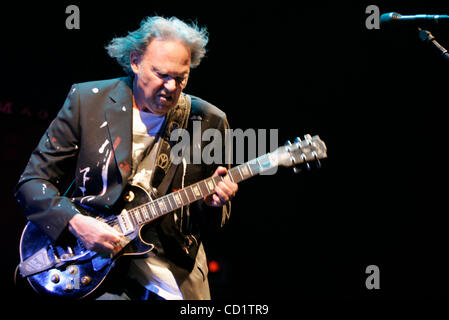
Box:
(117, 209), (135, 236)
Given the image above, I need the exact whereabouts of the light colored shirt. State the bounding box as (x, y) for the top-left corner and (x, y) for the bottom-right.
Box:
(129, 104), (165, 190)
(128, 100), (184, 300)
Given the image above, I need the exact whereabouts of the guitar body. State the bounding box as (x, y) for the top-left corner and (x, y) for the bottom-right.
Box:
(19, 185), (155, 299)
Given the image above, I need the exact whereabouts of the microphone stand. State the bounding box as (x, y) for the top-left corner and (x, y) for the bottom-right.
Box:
(417, 27), (449, 62)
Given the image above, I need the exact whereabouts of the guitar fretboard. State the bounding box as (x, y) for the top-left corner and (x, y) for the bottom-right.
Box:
(124, 153), (275, 228)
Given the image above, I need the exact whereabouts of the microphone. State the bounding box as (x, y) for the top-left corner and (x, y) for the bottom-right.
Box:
(418, 28), (449, 61)
(381, 12), (449, 24)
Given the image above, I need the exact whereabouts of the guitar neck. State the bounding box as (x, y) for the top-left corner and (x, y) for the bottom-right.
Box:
(125, 153), (277, 226)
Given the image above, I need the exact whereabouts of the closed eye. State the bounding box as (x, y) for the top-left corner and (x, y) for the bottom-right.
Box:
(152, 67), (188, 85)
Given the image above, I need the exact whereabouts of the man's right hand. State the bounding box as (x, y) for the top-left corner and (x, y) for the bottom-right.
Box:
(68, 214), (124, 253)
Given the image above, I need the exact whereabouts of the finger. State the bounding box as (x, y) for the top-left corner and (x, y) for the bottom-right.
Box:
(112, 245), (122, 255)
(98, 242), (115, 253)
(103, 232), (122, 244)
(213, 166), (227, 177)
(107, 238), (124, 253)
(103, 223), (124, 237)
(205, 194), (220, 207)
(208, 194), (222, 207)
(214, 185), (229, 203)
(222, 178), (238, 194)
(218, 181), (235, 198)
(212, 194), (222, 206)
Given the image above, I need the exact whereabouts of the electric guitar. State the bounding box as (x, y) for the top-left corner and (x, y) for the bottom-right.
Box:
(18, 134), (327, 299)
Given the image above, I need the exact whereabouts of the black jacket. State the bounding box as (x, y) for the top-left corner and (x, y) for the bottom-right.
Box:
(15, 76), (231, 269)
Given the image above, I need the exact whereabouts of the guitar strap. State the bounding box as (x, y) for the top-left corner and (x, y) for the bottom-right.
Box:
(151, 93), (191, 195)
(145, 93), (201, 270)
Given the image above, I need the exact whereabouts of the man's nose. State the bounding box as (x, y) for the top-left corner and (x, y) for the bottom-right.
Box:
(163, 78), (177, 91)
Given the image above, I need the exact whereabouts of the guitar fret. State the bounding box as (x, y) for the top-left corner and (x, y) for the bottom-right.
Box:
(135, 207), (143, 221)
(140, 207), (147, 223)
(192, 184), (202, 198)
(153, 201), (162, 216)
(213, 175), (223, 186)
(161, 196), (169, 211)
(141, 206), (149, 220)
(235, 167), (244, 182)
(249, 159), (260, 175)
(180, 189), (189, 205)
(128, 210), (138, 227)
(163, 197), (172, 212)
(158, 199), (167, 213)
(135, 208), (143, 224)
(148, 203), (156, 218)
(256, 157), (263, 170)
(236, 166), (244, 182)
(242, 163), (251, 177)
(206, 178), (215, 192)
(198, 181), (209, 197)
(174, 191), (184, 207)
(168, 194), (178, 210)
(133, 209), (139, 225)
(185, 187), (195, 202)
(140, 207), (146, 222)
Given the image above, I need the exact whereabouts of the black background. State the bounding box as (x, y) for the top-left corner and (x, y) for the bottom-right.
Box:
(1, 0), (448, 307)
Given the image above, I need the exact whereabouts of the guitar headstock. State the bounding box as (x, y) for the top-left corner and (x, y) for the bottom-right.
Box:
(273, 134), (327, 169)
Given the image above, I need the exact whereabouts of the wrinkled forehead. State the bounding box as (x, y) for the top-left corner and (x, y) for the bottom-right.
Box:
(142, 38), (191, 73)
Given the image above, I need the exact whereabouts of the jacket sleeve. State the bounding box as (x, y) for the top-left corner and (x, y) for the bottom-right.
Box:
(215, 115), (232, 227)
(192, 114), (232, 230)
(14, 84), (82, 241)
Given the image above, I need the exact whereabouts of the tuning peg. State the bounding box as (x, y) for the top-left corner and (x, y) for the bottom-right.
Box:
(293, 163), (311, 174)
(293, 166), (302, 174)
(304, 134), (312, 145)
(294, 137), (301, 143)
(284, 140), (292, 146)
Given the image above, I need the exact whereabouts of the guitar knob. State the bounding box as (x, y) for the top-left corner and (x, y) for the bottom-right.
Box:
(67, 265), (78, 274)
(50, 274), (60, 283)
(284, 140), (292, 146)
(124, 191), (135, 202)
(64, 283), (73, 292)
(81, 276), (91, 286)
(294, 137), (301, 143)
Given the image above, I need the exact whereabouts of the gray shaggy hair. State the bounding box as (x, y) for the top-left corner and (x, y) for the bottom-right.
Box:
(106, 16), (209, 74)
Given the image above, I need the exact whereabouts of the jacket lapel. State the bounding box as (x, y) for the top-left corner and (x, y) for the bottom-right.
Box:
(104, 76), (133, 185)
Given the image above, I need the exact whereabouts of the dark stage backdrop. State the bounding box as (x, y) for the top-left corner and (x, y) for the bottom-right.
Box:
(1, 1), (448, 305)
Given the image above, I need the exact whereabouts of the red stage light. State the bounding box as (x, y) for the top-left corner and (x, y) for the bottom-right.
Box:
(208, 260), (221, 273)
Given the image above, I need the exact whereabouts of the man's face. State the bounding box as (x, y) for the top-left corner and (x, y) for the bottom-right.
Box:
(131, 39), (191, 115)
